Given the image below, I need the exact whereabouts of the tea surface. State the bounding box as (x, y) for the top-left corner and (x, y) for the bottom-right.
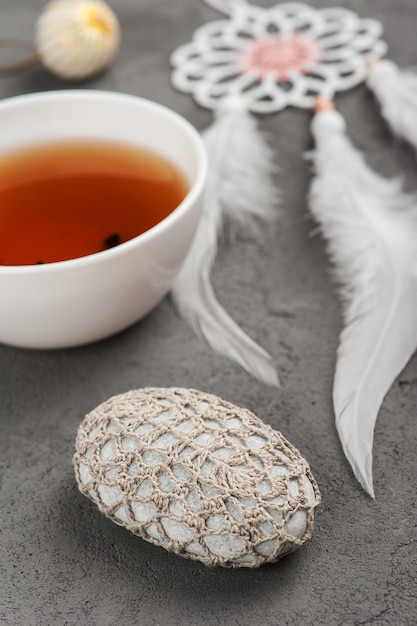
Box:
(0, 140), (189, 265)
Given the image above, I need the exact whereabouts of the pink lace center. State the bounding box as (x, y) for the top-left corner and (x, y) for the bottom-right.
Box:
(239, 34), (321, 81)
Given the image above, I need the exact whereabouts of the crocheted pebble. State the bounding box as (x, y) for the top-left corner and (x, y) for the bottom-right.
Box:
(74, 388), (320, 568)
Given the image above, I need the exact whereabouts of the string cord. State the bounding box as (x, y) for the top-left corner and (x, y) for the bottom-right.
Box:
(0, 38), (39, 76)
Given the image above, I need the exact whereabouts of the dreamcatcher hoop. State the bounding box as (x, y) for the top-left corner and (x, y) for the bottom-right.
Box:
(172, 1), (387, 113)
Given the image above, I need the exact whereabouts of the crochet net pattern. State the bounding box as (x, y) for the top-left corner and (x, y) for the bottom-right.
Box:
(74, 388), (321, 568)
(171, 2), (387, 113)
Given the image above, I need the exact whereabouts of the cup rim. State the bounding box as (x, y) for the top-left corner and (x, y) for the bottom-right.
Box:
(0, 89), (208, 274)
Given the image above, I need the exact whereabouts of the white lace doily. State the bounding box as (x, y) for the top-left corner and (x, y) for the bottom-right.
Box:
(171, 1), (387, 113)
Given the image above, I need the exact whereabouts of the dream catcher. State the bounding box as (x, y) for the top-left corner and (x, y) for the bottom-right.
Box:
(170, 0), (417, 497)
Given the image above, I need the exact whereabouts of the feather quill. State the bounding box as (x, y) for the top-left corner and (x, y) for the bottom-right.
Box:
(367, 59), (417, 152)
(308, 105), (417, 497)
(171, 97), (279, 386)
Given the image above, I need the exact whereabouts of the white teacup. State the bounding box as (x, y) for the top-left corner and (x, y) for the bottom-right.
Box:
(0, 90), (207, 349)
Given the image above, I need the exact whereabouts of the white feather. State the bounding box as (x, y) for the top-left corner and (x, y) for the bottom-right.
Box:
(171, 97), (279, 386)
(309, 108), (417, 497)
(203, 0), (247, 15)
(367, 59), (417, 151)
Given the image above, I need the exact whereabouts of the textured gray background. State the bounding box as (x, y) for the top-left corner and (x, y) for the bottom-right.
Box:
(0, 1), (416, 625)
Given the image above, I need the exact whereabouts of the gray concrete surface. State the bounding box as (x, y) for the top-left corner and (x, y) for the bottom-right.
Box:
(0, 1), (416, 625)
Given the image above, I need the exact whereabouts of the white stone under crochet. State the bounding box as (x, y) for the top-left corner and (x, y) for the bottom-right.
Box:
(74, 388), (320, 568)
(171, 1), (387, 113)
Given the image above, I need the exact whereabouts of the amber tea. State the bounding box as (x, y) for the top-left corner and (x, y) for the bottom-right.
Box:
(0, 140), (189, 266)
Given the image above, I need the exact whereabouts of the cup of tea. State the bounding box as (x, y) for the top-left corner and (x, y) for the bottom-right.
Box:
(0, 90), (208, 349)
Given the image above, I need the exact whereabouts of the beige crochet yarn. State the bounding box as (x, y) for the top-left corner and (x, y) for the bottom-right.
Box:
(74, 387), (320, 568)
